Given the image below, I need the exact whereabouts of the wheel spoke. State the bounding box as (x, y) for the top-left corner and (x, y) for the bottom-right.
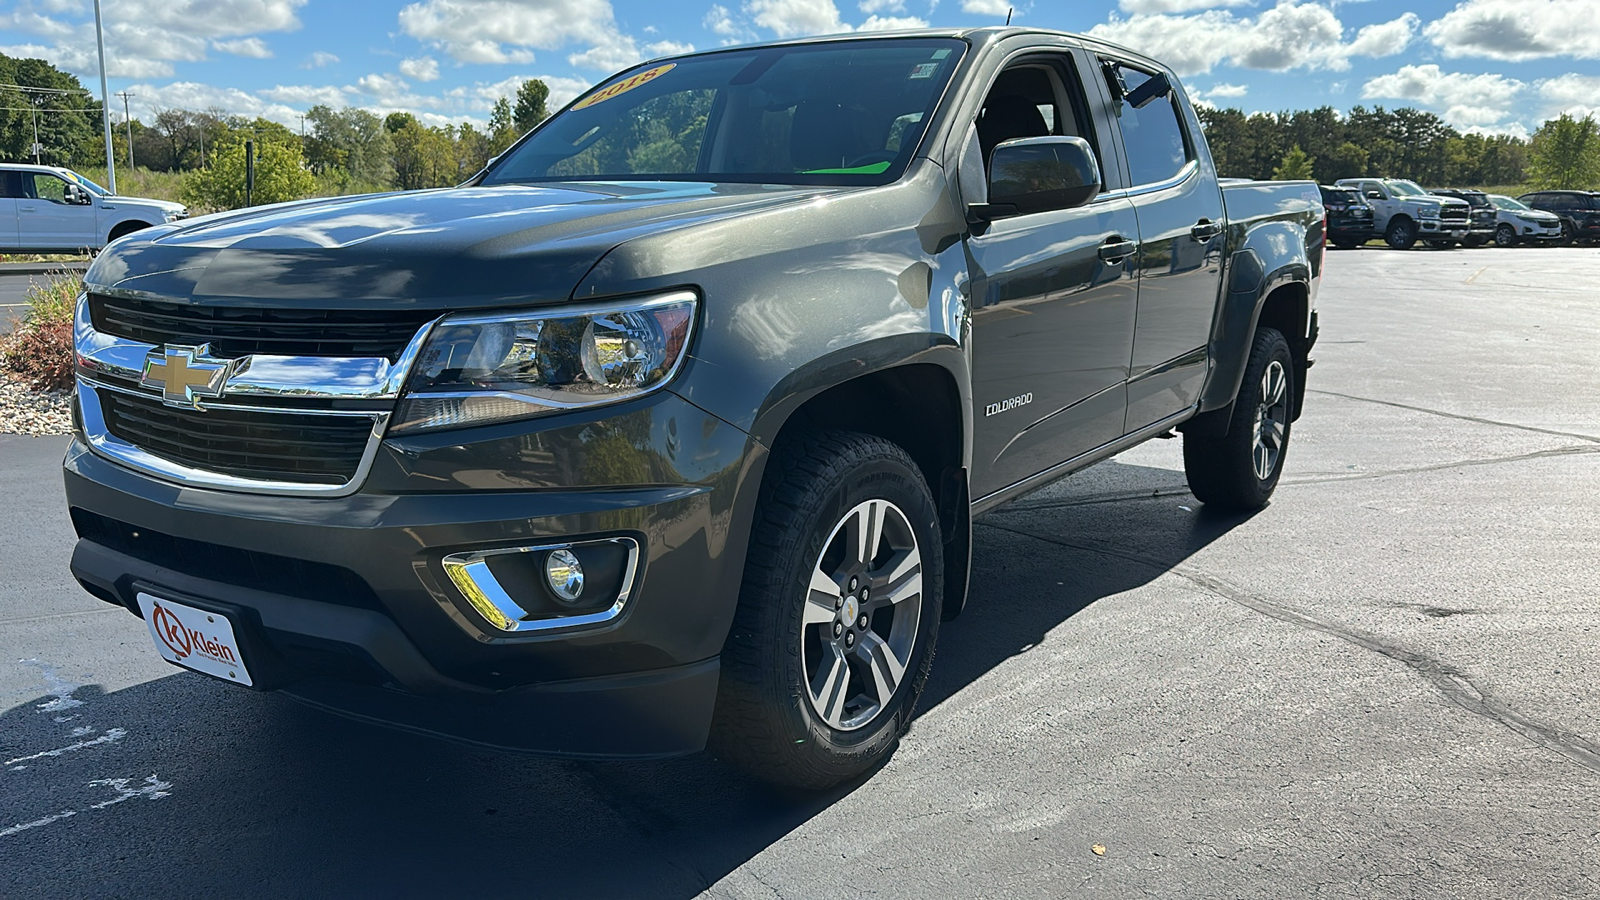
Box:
(805, 568), (841, 626)
(1254, 442), (1271, 480)
(810, 645), (850, 729)
(853, 631), (906, 706)
(1265, 418), (1285, 449)
(871, 547), (923, 608)
(849, 499), (887, 567)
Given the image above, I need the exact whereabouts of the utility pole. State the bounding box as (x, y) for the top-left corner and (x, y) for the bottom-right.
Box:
(298, 112), (306, 137)
(93, 0), (117, 193)
(118, 91), (135, 170)
(30, 98), (41, 164)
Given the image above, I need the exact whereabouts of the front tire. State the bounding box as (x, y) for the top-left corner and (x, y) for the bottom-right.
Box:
(710, 430), (943, 789)
(1385, 218), (1417, 250)
(1183, 327), (1295, 511)
(1494, 224), (1517, 247)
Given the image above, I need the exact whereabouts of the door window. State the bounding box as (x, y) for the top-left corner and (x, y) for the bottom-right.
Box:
(1103, 62), (1191, 186)
(23, 173), (72, 204)
(975, 61), (1093, 173)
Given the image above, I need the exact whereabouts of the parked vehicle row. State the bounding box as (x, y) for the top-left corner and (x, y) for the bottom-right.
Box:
(1317, 179), (1595, 249)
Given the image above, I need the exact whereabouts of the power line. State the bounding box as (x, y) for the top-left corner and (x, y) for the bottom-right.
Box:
(0, 83), (93, 95)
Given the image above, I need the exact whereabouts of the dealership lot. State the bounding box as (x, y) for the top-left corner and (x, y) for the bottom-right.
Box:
(2, 246), (1597, 898)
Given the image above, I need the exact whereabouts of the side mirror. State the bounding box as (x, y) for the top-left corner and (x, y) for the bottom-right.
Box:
(65, 185), (91, 205)
(1364, 190), (1383, 200)
(975, 136), (1101, 220)
(1124, 72), (1172, 110)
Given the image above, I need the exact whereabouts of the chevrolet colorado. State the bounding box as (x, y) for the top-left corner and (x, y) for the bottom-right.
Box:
(63, 28), (1322, 788)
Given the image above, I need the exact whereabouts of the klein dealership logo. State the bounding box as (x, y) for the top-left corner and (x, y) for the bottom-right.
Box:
(985, 392), (1033, 417)
(149, 603), (238, 666)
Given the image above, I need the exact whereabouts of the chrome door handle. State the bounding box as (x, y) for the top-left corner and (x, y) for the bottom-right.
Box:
(1191, 219), (1222, 241)
(1098, 238), (1136, 263)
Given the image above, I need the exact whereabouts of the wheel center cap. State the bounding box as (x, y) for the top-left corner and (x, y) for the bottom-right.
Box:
(841, 596), (859, 625)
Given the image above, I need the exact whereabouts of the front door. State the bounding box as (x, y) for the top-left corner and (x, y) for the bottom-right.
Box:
(18, 171), (97, 251)
(963, 55), (1138, 500)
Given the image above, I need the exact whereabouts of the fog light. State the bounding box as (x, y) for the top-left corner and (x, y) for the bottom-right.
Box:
(545, 549), (585, 602)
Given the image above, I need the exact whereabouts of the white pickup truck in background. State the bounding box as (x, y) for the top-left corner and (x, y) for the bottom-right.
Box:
(1334, 177), (1470, 250)
(0, 163), (187, 254)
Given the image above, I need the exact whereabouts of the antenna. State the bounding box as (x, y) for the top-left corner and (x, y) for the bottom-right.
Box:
(1006, 7), (1013, 25)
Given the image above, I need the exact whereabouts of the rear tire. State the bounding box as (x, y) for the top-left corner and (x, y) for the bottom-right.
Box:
(1384, 218), (1417, 250)
(710, 430), (943, 790)
(1183, 327), (1295, 511)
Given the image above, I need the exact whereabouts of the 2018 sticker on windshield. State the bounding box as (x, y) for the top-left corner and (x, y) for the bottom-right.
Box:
(572, 63), (676, 110)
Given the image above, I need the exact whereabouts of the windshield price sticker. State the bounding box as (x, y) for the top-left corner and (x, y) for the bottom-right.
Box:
(572, 63), (676, 111)
(136, 593), (254, 686)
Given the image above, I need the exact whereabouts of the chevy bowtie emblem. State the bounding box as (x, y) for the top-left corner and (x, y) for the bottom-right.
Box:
(140, 345), (234, 408)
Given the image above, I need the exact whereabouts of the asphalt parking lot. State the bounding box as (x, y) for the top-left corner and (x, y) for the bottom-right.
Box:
(2, 245), (1598, 898)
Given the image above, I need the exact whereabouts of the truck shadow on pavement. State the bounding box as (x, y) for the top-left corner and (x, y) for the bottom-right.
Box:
(1, 461), (1253, 899)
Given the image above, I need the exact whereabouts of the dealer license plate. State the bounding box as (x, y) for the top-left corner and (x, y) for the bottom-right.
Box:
(137, 592), (254, 686)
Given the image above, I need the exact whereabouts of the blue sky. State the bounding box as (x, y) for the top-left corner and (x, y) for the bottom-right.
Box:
(2, 0), (1596, 137)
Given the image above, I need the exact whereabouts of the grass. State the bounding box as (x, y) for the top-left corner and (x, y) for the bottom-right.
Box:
(76, 166), (190, 204)
(0, 269), (83, 392)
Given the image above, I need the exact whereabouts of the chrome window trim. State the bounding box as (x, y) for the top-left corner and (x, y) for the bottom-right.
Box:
(440, 538), (640, 634)
(77, 376), (390, 497)
(1097, 158), (1198, 202)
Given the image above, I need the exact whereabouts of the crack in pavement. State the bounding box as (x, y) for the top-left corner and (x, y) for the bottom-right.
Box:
(1308, 390), (1600, 444)
(978, 521), (1600, 779)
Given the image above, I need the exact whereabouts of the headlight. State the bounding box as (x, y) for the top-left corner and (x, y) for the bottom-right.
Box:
(392, 290), (696, 434)
(1417, 206), (1440, 219)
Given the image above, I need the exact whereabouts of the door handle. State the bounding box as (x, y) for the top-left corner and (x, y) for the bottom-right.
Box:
(1191, 219), (1222, 241)
(1098, 237), (1137, 263)
(19, 205), (37, 212)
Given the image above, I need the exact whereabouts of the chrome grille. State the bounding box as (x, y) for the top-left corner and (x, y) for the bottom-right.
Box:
(97, 388), (376, 485)
(89, 294), (436, 362)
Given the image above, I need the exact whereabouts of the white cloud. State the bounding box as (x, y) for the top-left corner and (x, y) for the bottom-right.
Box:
(745, 0), (846, 36)
(125, 80), (304, 126)
(213, 37), (273, 58)
(1361, 63), (1525, 128)
(859, 0), (905, 10)
(259, 84), (349, 107)
(1089, 3), (1419, 76)
(961, 0), (1013, 15)
(303, 50), (339, 68)
(1346, 11), (1417, 57)
(704, 3), (755, 41)
(399, 56), (441, 81)
(859, 14), (928, 29)
(1536, 73), (1600, 122)
(1208, 82), (1249, 98)
(398, 0), (627, 65)
(1120, 0), (1249, 12)
(1426, 0), (1600, 62)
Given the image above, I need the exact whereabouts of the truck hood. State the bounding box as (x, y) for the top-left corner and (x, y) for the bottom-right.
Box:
(84, 182), (846, 309)
(109, 196), (186, 215)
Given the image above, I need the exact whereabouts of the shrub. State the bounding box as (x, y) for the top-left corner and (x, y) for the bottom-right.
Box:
(1, 269), (81, 392)
(182, 138), (318, 211)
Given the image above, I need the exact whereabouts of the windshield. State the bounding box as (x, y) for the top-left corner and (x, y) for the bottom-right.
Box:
(65, 171), (111, 196)
(1387, 180), (1428, 197)
(483, 38), (966, 187)
(1489, 195), (1530, 211)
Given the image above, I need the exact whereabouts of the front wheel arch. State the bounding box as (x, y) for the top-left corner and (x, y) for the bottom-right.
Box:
(108, 220), (153, 242)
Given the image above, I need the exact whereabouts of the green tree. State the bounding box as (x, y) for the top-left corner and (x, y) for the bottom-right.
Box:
(303, 105), (394, 189)
(1272, 144), (1316, 180)
(1527, 113), (1600, 190)
(0, 53), (103, 167)
(513, 78), (550, 134)
(487, 97), (517, 157)
(388, 116), (459, 190)
(182, 138), (317, 210)
(1322, 141), (1369, 181)
(455, 122), (492, 175)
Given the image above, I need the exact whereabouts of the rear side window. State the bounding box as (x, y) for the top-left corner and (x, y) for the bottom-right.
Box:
(0, 171), (21, 199)
(1103, 62), (1191, 186)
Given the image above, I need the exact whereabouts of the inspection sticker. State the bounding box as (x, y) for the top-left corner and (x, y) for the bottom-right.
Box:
(572, 63), (676, 110)
(910, 62), (940, 79)
(136, 593), (254, 687)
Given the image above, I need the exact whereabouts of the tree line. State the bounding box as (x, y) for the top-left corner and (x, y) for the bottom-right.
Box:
(1199, 104), (1599, 190)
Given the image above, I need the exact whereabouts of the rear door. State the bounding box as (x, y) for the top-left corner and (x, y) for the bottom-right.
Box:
(1097, 57), (1226, 433)
(964, 49), (1140, 500)
(18, 171), (97, 251)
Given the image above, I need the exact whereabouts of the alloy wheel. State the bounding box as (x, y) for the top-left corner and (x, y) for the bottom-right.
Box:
(802, 499), (923, 732)
(1252, 360), (1290, 481)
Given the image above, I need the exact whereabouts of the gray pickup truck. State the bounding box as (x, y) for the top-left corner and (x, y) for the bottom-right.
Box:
(63, 28), (1322, 788)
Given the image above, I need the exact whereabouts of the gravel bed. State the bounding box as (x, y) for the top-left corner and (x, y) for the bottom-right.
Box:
(0, 372), (73, 436)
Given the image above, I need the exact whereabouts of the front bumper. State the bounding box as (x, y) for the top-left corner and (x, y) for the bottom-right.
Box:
(1419, 219), (1469, 239)
(63, 390), (761, 757)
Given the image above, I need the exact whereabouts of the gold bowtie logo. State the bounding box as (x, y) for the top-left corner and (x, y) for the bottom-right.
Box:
(141, 345), (233, 408)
